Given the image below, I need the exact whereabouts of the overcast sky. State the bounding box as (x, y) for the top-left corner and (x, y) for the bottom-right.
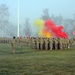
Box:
(0, 0), (75, 25)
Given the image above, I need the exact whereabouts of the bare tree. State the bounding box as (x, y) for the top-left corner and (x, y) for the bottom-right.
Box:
(0, 4), (9, 37)
(51, 15), (63, 26)
(5, 23), (17, 37)
(41, 8), (50, 21)
(63, 18), (74, 37)
(24, 18), (32, 37)
(40, 8), (75, 38)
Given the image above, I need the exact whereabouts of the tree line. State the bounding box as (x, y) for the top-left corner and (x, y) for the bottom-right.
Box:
(0, 4), (75, 38)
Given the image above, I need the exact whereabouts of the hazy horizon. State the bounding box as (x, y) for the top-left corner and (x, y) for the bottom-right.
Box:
(0, 0), (75, 37)
(0, 0), (75, 25)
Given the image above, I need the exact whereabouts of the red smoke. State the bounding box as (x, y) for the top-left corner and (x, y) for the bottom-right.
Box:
(45, 19), (68, 38)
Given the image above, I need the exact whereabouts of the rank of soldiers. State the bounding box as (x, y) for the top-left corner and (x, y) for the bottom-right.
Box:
(0, 36), (74, 54)
(30, 37), (74, 50)
(9, 36), (75, 53)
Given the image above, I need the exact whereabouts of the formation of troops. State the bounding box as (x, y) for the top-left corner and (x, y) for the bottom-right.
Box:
(30, 37), (74, 50)
(0, 36), (74, 54)
(11, 36), (75, 53)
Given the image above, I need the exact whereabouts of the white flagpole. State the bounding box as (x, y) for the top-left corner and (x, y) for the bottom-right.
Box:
(17, 0), (20, 37)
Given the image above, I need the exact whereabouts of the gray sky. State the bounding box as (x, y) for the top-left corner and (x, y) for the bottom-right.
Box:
(0, 0), (75, 25)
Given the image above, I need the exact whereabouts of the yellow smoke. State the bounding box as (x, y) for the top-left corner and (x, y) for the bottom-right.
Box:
(34, 19), (44, 37)
(34, 19), (52, 38)
(43, 29), (52, 38)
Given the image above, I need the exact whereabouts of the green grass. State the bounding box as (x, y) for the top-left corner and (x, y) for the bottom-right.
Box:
(0, 44), (75, 75)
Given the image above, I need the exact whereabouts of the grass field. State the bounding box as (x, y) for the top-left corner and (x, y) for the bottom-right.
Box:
(0, 44), (75, 75)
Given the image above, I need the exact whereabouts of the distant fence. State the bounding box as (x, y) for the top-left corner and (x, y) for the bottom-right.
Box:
(0, 38), (12, 44)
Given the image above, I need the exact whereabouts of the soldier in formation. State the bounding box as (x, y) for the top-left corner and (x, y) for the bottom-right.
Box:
(10, 36), (74, 52)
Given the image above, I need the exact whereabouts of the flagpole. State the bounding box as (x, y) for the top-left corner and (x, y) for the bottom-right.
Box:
(17, 0), (20, 37)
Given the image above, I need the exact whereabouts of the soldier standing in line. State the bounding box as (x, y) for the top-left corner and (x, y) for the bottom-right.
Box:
(38, 38), (41, 50)
(62, 38), (64, 49)
(45, 38), (48, 50)
(43, 38), (45, 50)
(47, 38), (50, 50)
(68, 38), (70, 49)
(49, 38), (53, 50)
(30, 37), (33, 48)
(59, 38), (63, 50)
(55, 38), (58, 50)
(65, 38), (67, 49)
(57, 38), (60, 50)
(34, 38), (37, 49)
(69, 38), (73, 48)
(65, 38), (69, 49)
(31, 37), (35, 49)
(52, 38), (55, 50)
(64, 38), (66, 49)
(36, 38), (39, 50)
(40, 38), (43, 50)
(63, 38), (66, 49)
(26, 37), (29, 45)
(67, 38), (70, 49)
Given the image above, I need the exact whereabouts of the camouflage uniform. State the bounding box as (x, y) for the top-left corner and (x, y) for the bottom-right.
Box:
(59, 38), (63, 50)
(47, 39), (50, 50)
(31, 38), (34, 49)
(64, 38), (67, 49)
(40, 38), (43, 50)
(45, 38), (48, 50)
(57, 38), (60, 49)
(49, 38), (53, 50)
(36, 38), (39, 50)
(11, 36), (16, 54)
(69, 38), (73, 48)
(43, 38), (45, 50)
(38, 38), (41, 49)
(34, 38), (37, 49)
(66, 38), (69, 49)
(52, 38), (55, 50)
(29, 38), (32, 48)
(55, 38), (58, 50)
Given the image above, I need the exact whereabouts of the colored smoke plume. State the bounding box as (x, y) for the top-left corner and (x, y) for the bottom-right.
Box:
(34, 19), (68, 38)
(34, 19), (44, 36)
